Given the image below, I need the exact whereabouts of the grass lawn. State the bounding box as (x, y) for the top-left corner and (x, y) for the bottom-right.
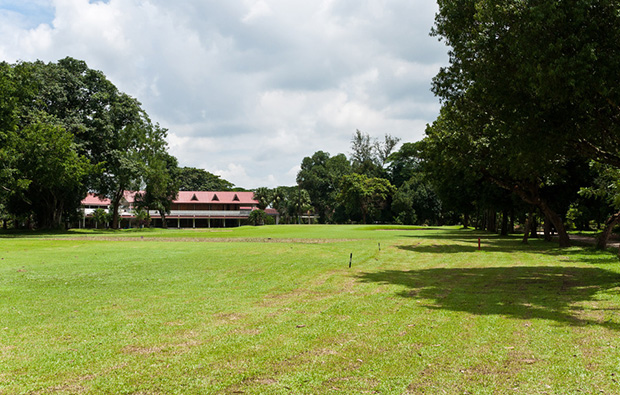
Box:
(2, 225), (620, 394)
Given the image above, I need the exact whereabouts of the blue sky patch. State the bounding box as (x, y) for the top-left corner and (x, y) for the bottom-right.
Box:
(0, 0), (55, 28)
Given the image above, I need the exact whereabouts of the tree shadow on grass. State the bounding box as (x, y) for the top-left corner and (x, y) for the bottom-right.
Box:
(398, 236), (620, 265)
(0, 228), (158, 238)
(396, 228), (497, 240)
(356, 266), (620, 330)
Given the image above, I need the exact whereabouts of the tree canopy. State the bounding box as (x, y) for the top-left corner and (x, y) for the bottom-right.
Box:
(423, 0), (620, 246)
(0, 57), (176, 229)
(177, 167), (234, 191)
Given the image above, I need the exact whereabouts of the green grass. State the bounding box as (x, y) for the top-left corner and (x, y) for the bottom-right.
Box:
(2, 226), (620, 394)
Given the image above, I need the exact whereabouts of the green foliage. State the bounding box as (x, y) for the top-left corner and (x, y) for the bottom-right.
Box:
(0, 57), (175, 230)
(287, 187), (312, 224)
(338, 173), (395, 224)
(248, 208), (267, 226)
(134, 150), (179, 228)
(424, 0), (620, 245)
(386, 142), (423, 188)
(9, 123), (91, 229)
(253, 187), (272, 210)
(350, 130), (400, 178)
(252, 186), (312, 224)
(297, 151), (351, 223)
(133, 207), (151, 228)
(177, 167), (234, 191)
(91, 208), (110, 229)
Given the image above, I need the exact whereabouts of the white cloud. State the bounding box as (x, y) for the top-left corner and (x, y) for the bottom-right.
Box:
(0, 0), (448, 189)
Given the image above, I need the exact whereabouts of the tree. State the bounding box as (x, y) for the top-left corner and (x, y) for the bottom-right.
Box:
(579, 163), (620, 249)
(134, 150), (179, 228)
(386, 142), (423, 188)
(270, 186), (293, 223)
(391, 183), (417, 225)
(350, 130), (400, 178)
(297, 151), (351, 223)
(92, 208), (110, 229)
(350, 130), (379, 177)
(428, 1), (620, 246)
(9, 123), (91, 229)
(338, 174), (395, 224)
(133, 207), (151, 228)
(248, 209), (267, 226)
(0, 62), (21, 211)
(253, 187), (273, 210)
(177, 167), (234, 191)
(287, 188), (312, 224)
(2, 57), (173, 230)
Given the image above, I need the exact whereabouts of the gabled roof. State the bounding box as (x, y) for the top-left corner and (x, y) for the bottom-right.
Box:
(82, 191), (259, 206)
(174, 191), (258, 205)
(82, 194), (111, 206)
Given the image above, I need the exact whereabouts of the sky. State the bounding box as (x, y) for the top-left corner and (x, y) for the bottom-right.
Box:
(0, 0), (449, 189)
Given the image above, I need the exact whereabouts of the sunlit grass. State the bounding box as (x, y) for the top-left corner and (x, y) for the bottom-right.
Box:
(1, 226), (620, 393)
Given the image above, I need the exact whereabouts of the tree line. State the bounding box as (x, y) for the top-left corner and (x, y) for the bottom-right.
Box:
(5, 0), (620, 246)
(254, 130), (445, 226)
(421, 0), (620, 249)
(0, 58), (240, 230)
(259, 0), (620, 251)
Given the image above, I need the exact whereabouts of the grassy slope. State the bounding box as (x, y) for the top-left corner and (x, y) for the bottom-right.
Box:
(1, 226), (620, 394)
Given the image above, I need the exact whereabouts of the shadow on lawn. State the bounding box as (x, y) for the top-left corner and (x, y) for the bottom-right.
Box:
(0, 228), (158, 238)
(398, 234), (620, 264)
(356, 266), (620, 330)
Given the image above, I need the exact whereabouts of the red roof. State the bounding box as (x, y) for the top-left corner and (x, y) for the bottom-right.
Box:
(175, 191), (257, 205)
(82, 194), (111, 206)
(82, 191), (258, 206)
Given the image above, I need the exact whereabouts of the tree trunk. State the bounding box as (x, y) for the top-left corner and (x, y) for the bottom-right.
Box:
(500, 209), (509, 236)
(596, 211), (620, 250)
(544, 219), (552, 242)
(159, 210), (168, 229)
(539, 202), (570, 247)
(486, 175), (570, 248)
(487, 210), (497, 233)
(530, 215), (538, 238)
(522, 210), (532, 244)
(111, 189), (124, 230)
(463, 213), (470, 229)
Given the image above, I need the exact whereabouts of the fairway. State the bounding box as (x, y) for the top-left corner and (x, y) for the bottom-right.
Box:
(2, 226), (620, 394)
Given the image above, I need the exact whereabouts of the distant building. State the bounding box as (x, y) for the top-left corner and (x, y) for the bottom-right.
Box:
(79, 191), (262, 228)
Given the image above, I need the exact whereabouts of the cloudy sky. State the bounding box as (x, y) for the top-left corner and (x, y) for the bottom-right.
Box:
(0, 0), (448, 188)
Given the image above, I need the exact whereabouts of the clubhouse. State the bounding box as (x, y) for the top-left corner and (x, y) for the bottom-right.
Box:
(80, 191), (266, 228)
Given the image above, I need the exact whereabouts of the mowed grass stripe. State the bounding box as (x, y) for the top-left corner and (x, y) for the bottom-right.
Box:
(1, 226), (620, 394)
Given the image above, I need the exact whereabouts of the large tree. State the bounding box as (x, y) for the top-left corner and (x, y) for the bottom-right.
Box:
(338, 173), (395, 224)
(1, 57), (173, 229)
(9, 123), (91, 229)
(429, 0), (620, 246)
(297, 151), (351, 223)
(177, 167), (234, 191)
(134, 149), (179, 228)
(350, 130), (400, 178)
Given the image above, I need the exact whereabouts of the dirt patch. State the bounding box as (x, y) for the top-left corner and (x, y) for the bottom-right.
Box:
(122, 340), (198, 356)
(260, 288), (330, 308)
(122, 345), (164, 355)
(31, 363), (128, 394)
(232, 328), (262, 335)
(214, 312), (245, 321)
(252, 378), (278, 385)
(47, 237), (358, 244)
(163, 320), (185, 326)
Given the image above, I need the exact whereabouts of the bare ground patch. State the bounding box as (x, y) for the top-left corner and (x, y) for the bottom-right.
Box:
(31, 363), (128, 394)
(48, 237), (358, 244)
